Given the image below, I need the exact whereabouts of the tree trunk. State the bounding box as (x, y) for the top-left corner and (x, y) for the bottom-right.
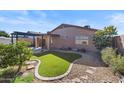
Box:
(16, 62), (23, 74)
(12, 62), (23, 82)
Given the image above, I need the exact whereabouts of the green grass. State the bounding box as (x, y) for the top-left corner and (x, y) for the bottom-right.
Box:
(14, 73), (34, 83)
(31, 51), (81, 77)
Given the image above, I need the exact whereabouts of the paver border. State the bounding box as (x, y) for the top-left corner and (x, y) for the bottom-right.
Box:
(32, 51), (82, 81)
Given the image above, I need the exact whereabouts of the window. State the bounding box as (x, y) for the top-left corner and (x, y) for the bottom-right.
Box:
(75, 36), (89, 45)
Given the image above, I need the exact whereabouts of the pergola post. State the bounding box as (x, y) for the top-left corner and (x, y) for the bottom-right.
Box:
(41, 35), (43, 48)
(16, 33), (18, 43)
(47, 35), (51, 50)
(11, 31), (48, 49)
(33, 36), (35, 48)
(11, 34), (14, 44)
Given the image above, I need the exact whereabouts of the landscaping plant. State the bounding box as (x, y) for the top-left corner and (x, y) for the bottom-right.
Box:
(0, 30), (9, 37)
(101, 47), (124, 75)
(93, 26), (117, 50)
(0, 41), (32, 81)
(101, 47), (117, 65)
(110, 55), (124, 74)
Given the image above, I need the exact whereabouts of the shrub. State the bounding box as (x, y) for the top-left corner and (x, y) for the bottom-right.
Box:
(110, 55), (124, 74)
(0, 67), (17, 82)
(0, 41), (32, 74)
(14, 73), (34, 83)
(101, 47), (116, 65)
(101, 47), (124, 75)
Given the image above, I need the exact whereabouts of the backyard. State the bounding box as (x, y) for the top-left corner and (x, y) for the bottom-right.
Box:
(0, 49), (121, 83)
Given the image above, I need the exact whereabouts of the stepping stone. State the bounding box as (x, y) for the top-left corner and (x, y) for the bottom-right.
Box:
(80, 75), (88, 80)
(71, 78), (81, 83)
(85, 69), (94, 74)
(25, 61), (36, 65)
(89, 67), (97, 70)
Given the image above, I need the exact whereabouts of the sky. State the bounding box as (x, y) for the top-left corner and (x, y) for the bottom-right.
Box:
(0, 10), (124, 35)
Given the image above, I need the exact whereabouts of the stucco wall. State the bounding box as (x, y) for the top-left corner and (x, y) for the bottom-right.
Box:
(50, 27), (97, 51)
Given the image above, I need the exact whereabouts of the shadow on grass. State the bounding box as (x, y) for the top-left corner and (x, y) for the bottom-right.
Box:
(33, 50), (82, 63)
(33, 50), (106, 67)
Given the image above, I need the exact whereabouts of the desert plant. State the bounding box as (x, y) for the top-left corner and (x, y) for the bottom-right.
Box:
(101, 47), (124, 75)
(110, 55), (124, 74)
(93, 26), (117, 50)
(101, 47), (117, 65)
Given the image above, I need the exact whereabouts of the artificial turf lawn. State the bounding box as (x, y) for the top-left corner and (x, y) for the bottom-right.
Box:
(31, 51), (81, 77)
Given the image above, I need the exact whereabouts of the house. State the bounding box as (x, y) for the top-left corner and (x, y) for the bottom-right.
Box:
(36, 24), (98, 52)
(11, 24), (98, 52)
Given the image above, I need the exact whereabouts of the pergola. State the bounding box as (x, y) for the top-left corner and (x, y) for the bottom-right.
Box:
(11, 31), (45, 48)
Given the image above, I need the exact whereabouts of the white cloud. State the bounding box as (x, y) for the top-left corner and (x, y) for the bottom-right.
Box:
(61, 19), (88, 27)
(0, 16), (5, 21)
(108, 13), (124, 35)
(0, 11), (49, 26)
(0, 11), (57, 33)
(11, 10), (29, 16)
(74, 19), (88, 26)
(109, 13), (124, 24)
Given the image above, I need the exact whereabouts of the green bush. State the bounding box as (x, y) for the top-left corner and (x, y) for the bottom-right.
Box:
(101, 47), (124, 74)
(0, 67), (17, 82)
(110, 55), (124, 74)
(101, 47), (117, 65)
(14, 73), (34, 83)
(0, 41), (32, 72)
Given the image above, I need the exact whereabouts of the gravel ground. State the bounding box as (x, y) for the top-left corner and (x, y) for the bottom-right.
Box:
(26, 51), (119, 83)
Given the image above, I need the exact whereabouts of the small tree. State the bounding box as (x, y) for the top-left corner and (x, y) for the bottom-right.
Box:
(93, 26), (117, 50)
(0, 30), (9, 37)
(15, 41), (32, 73)
(0, 41), (32, 73)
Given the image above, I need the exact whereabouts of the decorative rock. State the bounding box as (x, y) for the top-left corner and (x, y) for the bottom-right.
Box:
(119, 78), (124, 83)
(62, 79), (72, 83)
(100, 80), (112, 83)
(71, 78), (81, 83)
(85, 69), (94, 74)
(27, 64), (35, 70)
(89, 67), (97, 70)
(80, 75), (88, 80)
